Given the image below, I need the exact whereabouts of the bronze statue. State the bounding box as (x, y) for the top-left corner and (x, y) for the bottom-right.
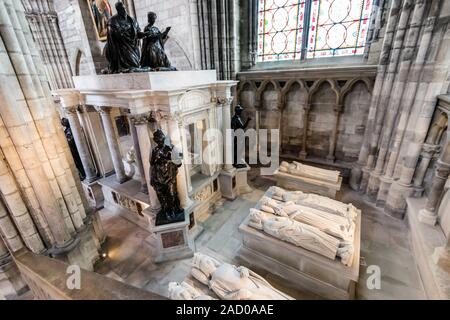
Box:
(231, 105), (252, 168)
(150, 129), (185, 226)
(140, 12), (176, 71)
(61, 118), (86, 180)
(103, 2), (150, 73)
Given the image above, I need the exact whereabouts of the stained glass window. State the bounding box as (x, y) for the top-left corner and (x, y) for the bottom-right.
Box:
(257, 0), (373, 62)
(257, 0), (306, 62)
(307, 0), (373, 58)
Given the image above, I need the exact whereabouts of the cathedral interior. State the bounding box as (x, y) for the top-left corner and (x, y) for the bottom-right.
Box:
(1, 0), (450, 301)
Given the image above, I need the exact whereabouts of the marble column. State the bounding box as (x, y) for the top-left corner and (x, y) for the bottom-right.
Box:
(166, 115), (194, 209)
(327, 105), (342, 162)
(299, 104), (310, 159)
(219, 97), (234, 171)
(413, 144), (439, 191)
(128, 115), (148, 194)
(418, 160), (450, 225)
(96, 107), (127, 184)
(65, 107), (97, 183)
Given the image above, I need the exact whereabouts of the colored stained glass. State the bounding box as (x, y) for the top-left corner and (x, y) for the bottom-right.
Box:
(257, 0), (373, 62)
(257, 0), (305, 62)
(307, 0), (373, 58)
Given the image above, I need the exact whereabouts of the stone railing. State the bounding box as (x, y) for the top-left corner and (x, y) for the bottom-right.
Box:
(14, 250), (166, 300)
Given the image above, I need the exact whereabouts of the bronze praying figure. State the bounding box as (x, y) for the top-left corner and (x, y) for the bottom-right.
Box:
(103, 2), (151, 73)
(150, 129), (185, 226)
(140, 12), (176, 71)
(231, 104), (252, 168)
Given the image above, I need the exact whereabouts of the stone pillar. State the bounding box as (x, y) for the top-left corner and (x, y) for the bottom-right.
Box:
(0, 152), (46, 253)
(349, 0), (401, 190)
(0, 236), (27, 299)
(418, 160), (450, 226)
(128, 115), (148, 194)
(299, 104), (310, 159)
(65, 106), (97, 183)
(166, 115), (194, 209)
(0, 198), (25, 253)
(96, 107), (127, 184)
(327, 104), (342, 162)
(413, 144), (439, 193)
(219, 97), (234, 171)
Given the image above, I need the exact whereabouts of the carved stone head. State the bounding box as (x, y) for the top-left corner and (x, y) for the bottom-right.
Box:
(192, 253), (220, 278)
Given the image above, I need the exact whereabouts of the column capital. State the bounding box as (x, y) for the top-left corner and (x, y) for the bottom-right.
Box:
(128, 112), (154, 126)
(157, 111), (183, 125)
(65, 106), (79, 115)
(422, 143), (440, 157)
(334, 104), (343, 113)
(215, 97), (233, 106)
(95, 106), (112, 114)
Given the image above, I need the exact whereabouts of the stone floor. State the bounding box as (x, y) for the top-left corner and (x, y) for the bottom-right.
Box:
(95, 168), (426, 300)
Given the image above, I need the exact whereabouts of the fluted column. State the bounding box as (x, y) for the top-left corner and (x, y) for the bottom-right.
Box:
(97, 107), (127, 183)
(218, 97), (234, 171)
(327, 104), (342, 162)
(299, 104), (310, 159)
(65, 106), (97, 183)
(418, 160), (450, 225)
(128, 115), (148, 194)
(0, 1), (75, 247)
(0, 198), (25, 253)
(166, 115), (194, 209)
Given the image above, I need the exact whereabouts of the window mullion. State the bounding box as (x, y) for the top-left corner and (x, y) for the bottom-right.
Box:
(301, 0), (312, 60)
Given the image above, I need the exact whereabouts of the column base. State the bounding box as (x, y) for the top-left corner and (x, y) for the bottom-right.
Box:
(349, 165), (363, 191)
(432, 246), (450, 270)
(0, 257), (28, 299)
(147, 206), (195, 263)
(298, 150), (307, 160)
(418, 208), (438, 226)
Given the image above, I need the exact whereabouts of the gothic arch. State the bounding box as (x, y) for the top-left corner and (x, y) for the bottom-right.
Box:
(339, 77), (374, 105)
(307, 79), (339, 105)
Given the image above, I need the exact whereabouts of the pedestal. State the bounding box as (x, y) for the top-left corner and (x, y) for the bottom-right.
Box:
(82, 180), (104, 210)
(148, 206), (195, 263)
(219, 165), (252, 200)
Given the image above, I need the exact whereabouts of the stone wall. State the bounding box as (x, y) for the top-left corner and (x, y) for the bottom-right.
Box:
(134, 0), (201, 70)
